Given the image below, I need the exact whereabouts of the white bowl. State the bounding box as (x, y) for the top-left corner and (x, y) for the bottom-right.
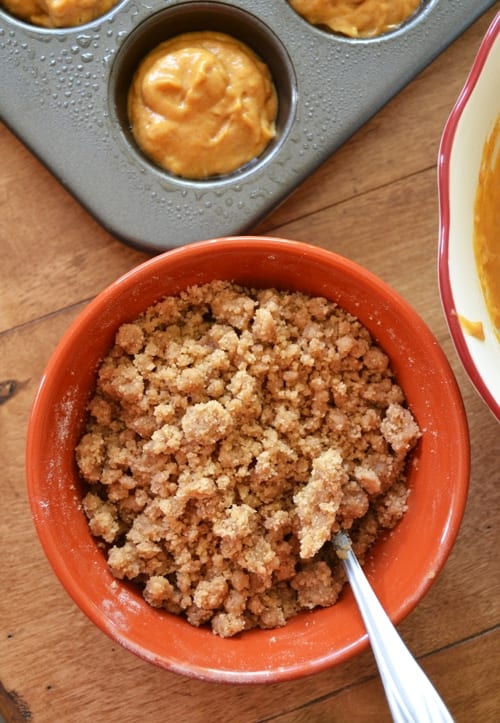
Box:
(438, 11), (500, 422)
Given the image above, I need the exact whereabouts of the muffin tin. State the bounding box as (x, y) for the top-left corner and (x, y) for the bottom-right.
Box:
(0, 0), (496, 253)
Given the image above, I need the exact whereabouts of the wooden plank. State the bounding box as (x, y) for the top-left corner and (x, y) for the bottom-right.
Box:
(1, 5), (499, 722)
(0, 125), (147, 333)
(266, 629), (500, 723)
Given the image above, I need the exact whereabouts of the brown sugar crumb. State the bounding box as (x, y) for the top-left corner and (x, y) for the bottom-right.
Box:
(76, 281), (420, 637)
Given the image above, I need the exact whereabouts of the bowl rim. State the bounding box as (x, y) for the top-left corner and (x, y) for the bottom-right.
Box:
(26, 236), (470, 683)
(437, 11), (500, 422)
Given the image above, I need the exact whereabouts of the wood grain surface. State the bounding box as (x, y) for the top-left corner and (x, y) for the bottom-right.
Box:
(1, 5), (499, 722)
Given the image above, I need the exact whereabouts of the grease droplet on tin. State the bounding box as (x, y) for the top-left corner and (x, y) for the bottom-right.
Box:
(76, 34), (92, 48)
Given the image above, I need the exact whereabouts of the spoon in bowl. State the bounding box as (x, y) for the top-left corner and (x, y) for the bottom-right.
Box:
(334, 532), (454, 723)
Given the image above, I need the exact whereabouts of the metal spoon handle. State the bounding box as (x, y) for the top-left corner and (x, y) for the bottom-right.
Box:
(340, 545), (454, 723)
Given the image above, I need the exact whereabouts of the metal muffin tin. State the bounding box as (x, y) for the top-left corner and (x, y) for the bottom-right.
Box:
(0, 0), (496, 253)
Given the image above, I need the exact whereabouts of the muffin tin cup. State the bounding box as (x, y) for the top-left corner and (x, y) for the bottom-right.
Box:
(111, 3), (297, 184)
(0, 0), (496, 252)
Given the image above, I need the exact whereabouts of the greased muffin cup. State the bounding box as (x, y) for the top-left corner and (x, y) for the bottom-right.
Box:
(0, 0), (496, 252)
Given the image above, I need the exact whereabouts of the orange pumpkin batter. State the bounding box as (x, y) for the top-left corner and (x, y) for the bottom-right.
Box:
(128, 32), (278, 180)
(1, 0), (117, 27)
(473, 114), (500, 342)
(289, 0), (421, 38)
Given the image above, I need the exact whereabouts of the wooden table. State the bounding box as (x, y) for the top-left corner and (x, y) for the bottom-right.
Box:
(1, 6), (499, 722)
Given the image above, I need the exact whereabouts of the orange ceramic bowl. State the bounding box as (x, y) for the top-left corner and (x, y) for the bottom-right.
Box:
(26, 237), (469, 683)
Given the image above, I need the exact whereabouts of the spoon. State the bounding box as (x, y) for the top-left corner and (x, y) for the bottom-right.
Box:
(334, 532), (454, 723)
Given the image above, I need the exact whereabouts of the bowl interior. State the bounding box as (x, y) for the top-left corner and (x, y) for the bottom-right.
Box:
(438, 12), (500, 420)
(26, 237), (469, 682)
